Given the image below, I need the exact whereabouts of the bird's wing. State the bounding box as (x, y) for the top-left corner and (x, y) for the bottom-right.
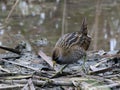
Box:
(56, 32), (81, 49)
(78, 35), (91, 50)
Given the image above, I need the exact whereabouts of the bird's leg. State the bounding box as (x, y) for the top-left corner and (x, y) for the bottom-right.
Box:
(51, 64), (68, 78)
(82, 55), (88, 74)
(59, 64), (68, 74)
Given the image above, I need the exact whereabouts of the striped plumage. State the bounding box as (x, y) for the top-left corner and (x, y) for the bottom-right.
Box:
(52, 18), (91, 64)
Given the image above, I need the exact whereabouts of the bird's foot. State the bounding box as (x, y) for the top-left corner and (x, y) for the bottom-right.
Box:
(51, 64), (68, 78)
(82, 65), (89, 74)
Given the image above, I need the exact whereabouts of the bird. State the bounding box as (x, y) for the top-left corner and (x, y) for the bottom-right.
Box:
(51, 18), (91, 78)
(52, 18), (91, 66)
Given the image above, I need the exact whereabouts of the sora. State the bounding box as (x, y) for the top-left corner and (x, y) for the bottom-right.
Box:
(52, 18), (91, 66)
(51, 18), (91, 77)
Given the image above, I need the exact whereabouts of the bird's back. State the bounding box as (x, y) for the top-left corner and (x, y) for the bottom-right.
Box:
(56, 32), (91, 50)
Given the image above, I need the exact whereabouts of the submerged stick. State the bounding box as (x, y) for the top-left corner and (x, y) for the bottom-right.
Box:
(89, 65), (119, 75)
(2, 59), (39, 71)
(0, 84), (24, 90)
(0, 65), (10, 73)
(5, 0), (20, 23)
(0, 46), (21, 54)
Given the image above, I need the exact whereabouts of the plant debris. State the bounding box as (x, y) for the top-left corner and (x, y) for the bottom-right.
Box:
(0, 42), (119, 90)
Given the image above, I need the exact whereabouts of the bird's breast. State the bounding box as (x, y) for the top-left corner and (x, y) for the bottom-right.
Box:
(54, 46), (86, 64)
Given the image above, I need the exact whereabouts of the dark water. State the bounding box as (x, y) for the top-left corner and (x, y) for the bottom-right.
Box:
(0, 0), (120, 55)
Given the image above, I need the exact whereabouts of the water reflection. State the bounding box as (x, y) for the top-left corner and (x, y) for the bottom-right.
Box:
(7, 26), (12, 31)
(104, 34), (107, 39)
(0, 23), (4, 46)
(56, 0), (60, 4)
(19, 22), (24, 26)
(55, 18), (60, 29)
(40, 12), (45, 20)
(1, 3), (6, 12)
(0, 30), (4, 35)
(118, 26), (120, 32)
(0, 0), (120, 54)
(110, 38), (117, 51)
(38, 12), (45, 24)
(113, 19), (119, 28)
(0, 23), (4, 35)
(55, 23), (59, 29)
(49, 11), (53, 18)
(19, 1), (29, 16)
(33, 38), (48, 47)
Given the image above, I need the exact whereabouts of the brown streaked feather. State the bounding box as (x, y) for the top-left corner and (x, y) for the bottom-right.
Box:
(78, 35), (91, 50)
(55, 32), (91, 50)
(56, 32), (80, 49)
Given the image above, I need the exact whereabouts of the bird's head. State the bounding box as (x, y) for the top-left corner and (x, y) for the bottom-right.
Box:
(52, 47), (64, 65)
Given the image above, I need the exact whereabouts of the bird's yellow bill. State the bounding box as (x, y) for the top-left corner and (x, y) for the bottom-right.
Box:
(53, 60), (57, 68)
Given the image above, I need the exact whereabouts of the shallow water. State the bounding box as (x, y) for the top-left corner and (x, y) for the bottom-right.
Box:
(0, 0), (120, 55)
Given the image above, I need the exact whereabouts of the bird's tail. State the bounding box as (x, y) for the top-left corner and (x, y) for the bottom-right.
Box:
(79, 17), (87, 35)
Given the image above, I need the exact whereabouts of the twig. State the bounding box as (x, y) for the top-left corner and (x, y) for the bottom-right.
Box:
(0, 73), (19, 77)
(22, 78), (35, 90)
(1, 79), (73, 86)
(0, 65), (10, 73)
(0, 84), (24, 90)
(92, 0), (102, 50)
(61, 0), (66, 36)
(89, 65), (119, 75)
(84, 75), (116, 84)
(2, 59), (40, 72)
(93, 55), (120, 67)
(0, 74), (32, 80)
(0, 80), (119, 90)
(50, 64), (68, 78)
(104, 74), (120, 78)
(5, 0), (20, 23)
(1, 77), (120, 88)
(90, 83), (120, 89)
(38, 50), (53, 68)
(0, 46), (21, 54)
(0, 53), (20, 59)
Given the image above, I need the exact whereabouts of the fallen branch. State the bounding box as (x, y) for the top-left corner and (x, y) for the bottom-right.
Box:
(0, 73), (19, 77)
(0, 84), (24, 90)
(94, 55), (120, 67)
(38, 50), (54, 68)
(1, 79), (73, 86)
(22, 78), (35, 90)
(1, 79), (120, 90)
(1, 77), (119, 89)
(50, 64), (68, 78)
(0, 74), (32, 80)
(0, 53), (20, 59)
(0, 46), (21, 55)
(5, 0), (20, 23)
(2, 59), (40, 72)
(90, 83), (120, 89)
(0, 65), (10, 73)
(89, 65), (119, 75)
(104, 74), (120, 78)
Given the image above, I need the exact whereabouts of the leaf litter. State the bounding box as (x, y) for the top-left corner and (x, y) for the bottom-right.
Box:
(0, 42), (119, 90)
